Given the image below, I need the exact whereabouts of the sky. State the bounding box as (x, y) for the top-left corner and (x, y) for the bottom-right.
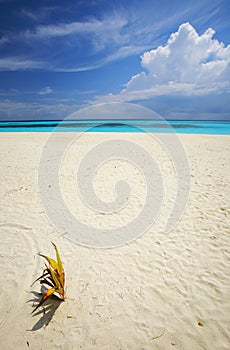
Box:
(0, 0), (229, 121)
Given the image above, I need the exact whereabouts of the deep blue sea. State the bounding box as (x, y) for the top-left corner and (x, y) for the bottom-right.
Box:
(0, 120), (230, 134)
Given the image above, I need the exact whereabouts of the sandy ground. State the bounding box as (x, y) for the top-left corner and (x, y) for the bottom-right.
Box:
(0, 132), (229, 350)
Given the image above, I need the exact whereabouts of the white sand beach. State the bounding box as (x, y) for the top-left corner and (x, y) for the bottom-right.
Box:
(0, 132), (229, 350)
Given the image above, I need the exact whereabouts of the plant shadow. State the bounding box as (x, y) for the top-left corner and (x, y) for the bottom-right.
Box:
(28, 289), (63, 331)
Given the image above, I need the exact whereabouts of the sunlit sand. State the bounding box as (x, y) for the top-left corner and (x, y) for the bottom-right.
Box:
(0, 132), (229, 349)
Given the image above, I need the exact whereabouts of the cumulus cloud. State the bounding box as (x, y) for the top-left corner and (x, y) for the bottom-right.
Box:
(121, 22), (230, 97)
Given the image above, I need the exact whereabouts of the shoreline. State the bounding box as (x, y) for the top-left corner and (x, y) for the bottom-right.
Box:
(0, 132), (229, 349)
(0, 119), (230, 135)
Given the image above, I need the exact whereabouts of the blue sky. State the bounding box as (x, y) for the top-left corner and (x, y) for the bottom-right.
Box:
(0, 0), (229, 120)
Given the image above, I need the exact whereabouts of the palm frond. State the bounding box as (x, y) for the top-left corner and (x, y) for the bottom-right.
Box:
(32, 243), (65, 313)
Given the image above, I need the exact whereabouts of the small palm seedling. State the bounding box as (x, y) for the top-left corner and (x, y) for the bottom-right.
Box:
(31, 242), (65, 313)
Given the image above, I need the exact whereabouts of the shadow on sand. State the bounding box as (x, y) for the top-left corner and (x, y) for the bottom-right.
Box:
(28, 290), (63, 331)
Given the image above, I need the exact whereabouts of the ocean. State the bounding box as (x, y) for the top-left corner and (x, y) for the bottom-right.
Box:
(0, 120), (229, 134)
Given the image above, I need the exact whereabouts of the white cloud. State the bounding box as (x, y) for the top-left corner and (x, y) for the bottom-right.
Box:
(21, 6), (57, 22)
(104, 44), (153, 63)
(2, 11), (191, 72)
(1, 1), (227, 74)
(25, 16), (128, 47)
(38, 86), (53, 95)
(0, 16), (130, 71)
(0, 57), (43, 70)
(0, 99), (80, 120)
(33, 20), (101, 38)
(1, 13), (128, 72)
(0, 36), (8, 46)
(119, 22), (230, 98)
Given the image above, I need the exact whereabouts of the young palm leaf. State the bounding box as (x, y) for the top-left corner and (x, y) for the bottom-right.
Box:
(32, 242), (65, 313)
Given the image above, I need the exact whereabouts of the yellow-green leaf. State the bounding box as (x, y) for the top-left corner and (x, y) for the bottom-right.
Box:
(38, 253), (59, 271)
(52, 242), (63, 272)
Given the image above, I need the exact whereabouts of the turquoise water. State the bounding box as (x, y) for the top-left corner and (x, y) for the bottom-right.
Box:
(0, 120), (229, 134)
